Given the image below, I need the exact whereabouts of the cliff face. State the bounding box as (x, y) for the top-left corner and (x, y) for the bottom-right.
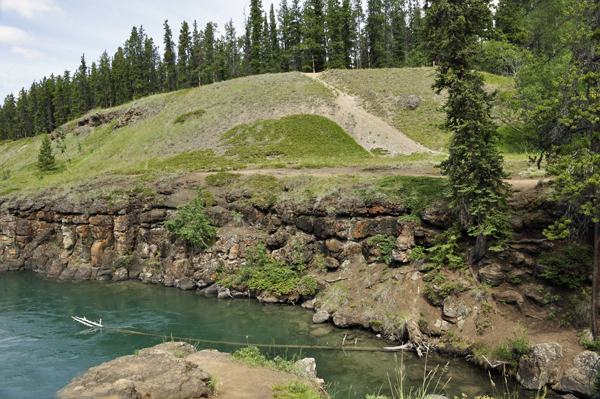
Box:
(2, 179), (596, 395)
(0, 183), (446, 288)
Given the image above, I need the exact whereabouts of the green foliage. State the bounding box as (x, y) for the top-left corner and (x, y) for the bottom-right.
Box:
(424, 0), (512, 245)
(271, 380), (321, 399)
(165, 187), (217, 250)
(231, 346), (304, 376)
(357, 176), (449, 215)
(0, 169), (10, 181)
(539, 244), (592, 289)
(218, 243), (317, 297)
(205, 172), (242, 187)
(174, 109), (206, 124)
(37, 134), (56, 172)
(220, 114), (370, 162)
(368, 235), (396, 266)
(492, 326), (531, 367)
(313, 254), (327, 273)
(422, 226), (466, 270)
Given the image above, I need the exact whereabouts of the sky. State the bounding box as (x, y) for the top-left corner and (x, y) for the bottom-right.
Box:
(0, 0), (254, 100)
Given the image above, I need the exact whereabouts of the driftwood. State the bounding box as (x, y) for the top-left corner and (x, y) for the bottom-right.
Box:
(482, 355), (510, 368)
(383, 342), (413, 351)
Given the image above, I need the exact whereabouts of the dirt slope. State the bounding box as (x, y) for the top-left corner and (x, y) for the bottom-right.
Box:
(305, 73), (437, 155)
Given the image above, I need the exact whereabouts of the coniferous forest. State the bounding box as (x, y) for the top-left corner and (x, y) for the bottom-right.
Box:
(0, 0), (572, 142)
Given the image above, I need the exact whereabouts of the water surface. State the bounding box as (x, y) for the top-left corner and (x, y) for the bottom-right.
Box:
(1, 272), (515, 398)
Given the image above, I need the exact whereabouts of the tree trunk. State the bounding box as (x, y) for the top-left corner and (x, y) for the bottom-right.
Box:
(470, 212), (487, 263)
(470, 233), (487, 264)
(593, 220), (600, 341)
(312, 54), (316, 74)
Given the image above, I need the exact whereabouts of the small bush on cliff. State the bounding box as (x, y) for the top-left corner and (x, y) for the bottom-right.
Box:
(165, 187), (217, 250)
(368, 235), (396, 266)
(539, 244), (592, 289)
(173, 109), (206, 124)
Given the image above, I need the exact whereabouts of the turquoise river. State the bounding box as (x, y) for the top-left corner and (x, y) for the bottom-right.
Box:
(1, 272), (528, 399)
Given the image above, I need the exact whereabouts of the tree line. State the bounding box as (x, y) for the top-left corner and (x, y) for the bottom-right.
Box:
(0, 0), (426, 141)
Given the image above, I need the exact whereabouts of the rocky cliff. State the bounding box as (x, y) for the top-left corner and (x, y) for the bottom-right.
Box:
(0, 177), (596, 396)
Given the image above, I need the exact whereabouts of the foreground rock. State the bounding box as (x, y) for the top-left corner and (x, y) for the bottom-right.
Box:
(57, 342), (212, 399)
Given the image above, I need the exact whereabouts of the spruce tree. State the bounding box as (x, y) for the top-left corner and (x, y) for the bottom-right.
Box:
(177, 21), (192, 88)
(366, 0), (386, 68)
(163, 20), (177, 91)
(37, 134), (56, 171)
(249, 0), (265, 74)
(303, 0), (327, 72)
(424, 0), (511, 262)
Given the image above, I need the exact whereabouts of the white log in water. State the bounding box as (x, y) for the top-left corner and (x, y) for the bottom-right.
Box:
(72, 316), (105, 329)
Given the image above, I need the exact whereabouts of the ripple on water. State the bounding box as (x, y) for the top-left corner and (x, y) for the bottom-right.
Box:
(0, 272), (537, 399)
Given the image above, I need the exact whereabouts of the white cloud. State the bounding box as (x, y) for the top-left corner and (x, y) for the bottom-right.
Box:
(0, 25), (31, 44)
(11, 46), (43, 60)
(0, 0), (62, 19)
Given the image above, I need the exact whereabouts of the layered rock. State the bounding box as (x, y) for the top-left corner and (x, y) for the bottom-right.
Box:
(56, 342), (212, 399)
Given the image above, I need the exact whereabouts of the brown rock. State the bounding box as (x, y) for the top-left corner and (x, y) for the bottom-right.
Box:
(56, 342), (211, 399)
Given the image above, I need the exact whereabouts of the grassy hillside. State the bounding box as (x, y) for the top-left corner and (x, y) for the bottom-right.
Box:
(320, 68), (516, 151)
(0, 68), (523, 197)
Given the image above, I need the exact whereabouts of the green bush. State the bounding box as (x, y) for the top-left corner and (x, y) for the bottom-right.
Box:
(205, 171), (242, 187)
(165, 187), (217, 250)
(37, 134), (56, 172)
(540, 245), (592, 289)
(218, 243), (318, 297)
(368, 235), (396, 266)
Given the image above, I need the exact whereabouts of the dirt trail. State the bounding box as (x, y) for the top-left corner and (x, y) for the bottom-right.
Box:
(305, 72), (436, 155)
(186, 165), (545, 191)
(187, 350), (314, 399)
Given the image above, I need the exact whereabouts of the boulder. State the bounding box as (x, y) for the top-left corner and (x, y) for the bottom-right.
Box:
(56, 342), (211, 399)
(295, 358), (318, 379)
(493, 290), (525, 310)
(478, 263), (504, 287)
(517, 343), (563, 390)
(313, 310), (330, 324)
(553, 351), (600, 396)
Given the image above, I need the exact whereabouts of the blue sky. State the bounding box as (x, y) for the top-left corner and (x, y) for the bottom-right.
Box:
(0, 0), (252, 99)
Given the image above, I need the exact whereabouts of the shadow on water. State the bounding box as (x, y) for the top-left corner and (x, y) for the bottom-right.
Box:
(0, 272), (546, 399)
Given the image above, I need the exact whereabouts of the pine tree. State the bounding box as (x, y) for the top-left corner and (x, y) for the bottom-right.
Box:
(224, 19), (239, 79)
(37, 134), (56, 171)
(163, 20), (177, 92)
(326, 0), (345, 69)
(341, 0), (354, 68)
(249, 0), (265, 74)
(366, 0), (386, 68)
(177, 21), (192, 89)
(303, 0), (327, 72)
(424, 0), (511, 262)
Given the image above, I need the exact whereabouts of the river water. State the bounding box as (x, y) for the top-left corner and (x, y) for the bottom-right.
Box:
(1, 272), (516, 399)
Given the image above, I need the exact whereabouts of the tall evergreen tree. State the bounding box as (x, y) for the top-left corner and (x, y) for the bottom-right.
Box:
(71, 55), (89, 117)
(366, 0), (386, 68)
(163, 20), (177, 92)
(177, 21), (193, 89)
(424, 0), (511, 262)
(303, 0), (327, 72)
(249, 0), (265, 74)
(37, 134), (56, 171)
(326, 0), (346, 69)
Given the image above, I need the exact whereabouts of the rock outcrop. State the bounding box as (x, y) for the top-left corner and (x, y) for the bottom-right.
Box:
(517, 343), (563, 390)
(56, 342), (212, 399)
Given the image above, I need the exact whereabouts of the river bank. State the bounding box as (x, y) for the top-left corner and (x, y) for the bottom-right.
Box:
(0, 172), (597, 397)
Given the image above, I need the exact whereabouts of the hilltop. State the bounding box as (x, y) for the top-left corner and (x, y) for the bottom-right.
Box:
(0, 68), (523, 198)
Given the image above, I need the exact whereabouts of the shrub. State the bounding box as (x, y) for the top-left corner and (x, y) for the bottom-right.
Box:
(540, 244), (592, 289)
(165, 187), (217, 250)
(37, 134), (56, 172)
(205, 171), (242, 187)
(368, 235), (396, 265)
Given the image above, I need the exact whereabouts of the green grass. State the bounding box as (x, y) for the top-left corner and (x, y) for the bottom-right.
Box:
(321, 68), (519, 153)
(272, 380), (321, 399)
(173, 109), (206, 124)
(0, 69), (529, 199)
(221, 114), (371, 162)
